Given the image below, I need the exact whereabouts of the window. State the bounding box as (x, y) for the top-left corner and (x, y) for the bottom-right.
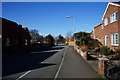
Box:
(104, 18), (108, 26)
(105, 35), (108, 46)
(110, 11), (118, 23)
(6, 38), (10, 46)
(116, 12), (118, 20)
(102, 24), (103, 29)
(111, 33), (119, 46)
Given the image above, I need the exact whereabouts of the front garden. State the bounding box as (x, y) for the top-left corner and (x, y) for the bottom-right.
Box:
(74, 32), (120, 60)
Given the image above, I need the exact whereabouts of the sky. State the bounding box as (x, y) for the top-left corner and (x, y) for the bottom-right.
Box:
(2, 2), (108, 37)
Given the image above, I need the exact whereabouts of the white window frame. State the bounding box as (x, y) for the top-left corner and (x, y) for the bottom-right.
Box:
(105, 35), (108, 46)
(104, 18), (108, 26)
(102, 24), (103, 29)
(111, 33), (119, 46)
(110, 11), (118, 23)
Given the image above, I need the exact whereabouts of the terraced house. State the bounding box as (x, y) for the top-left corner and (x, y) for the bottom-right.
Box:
(92, 2), (120, 51)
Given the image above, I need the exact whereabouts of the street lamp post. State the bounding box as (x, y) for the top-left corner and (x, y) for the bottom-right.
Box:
(67, 16), (75, 49)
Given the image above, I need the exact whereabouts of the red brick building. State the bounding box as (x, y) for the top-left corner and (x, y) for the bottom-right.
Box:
(2, 18), (31, 48)
(65, 39), (74, 46)
(92, 2), (120, 51)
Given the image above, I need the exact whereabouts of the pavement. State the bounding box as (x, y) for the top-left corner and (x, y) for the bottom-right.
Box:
(56, 46), (101, 78)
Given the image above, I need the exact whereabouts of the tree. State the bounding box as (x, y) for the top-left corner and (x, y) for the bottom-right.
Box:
(74, 32), (103, 52)
(46, 34), (55, 45)
(56, 35), (65, 44)
(74, 32), (92, 46)
(74, 32), (91, 40)
(29, 29), (39, 40)
(29, 29), (44, 43)
(66, 30), (73, 39)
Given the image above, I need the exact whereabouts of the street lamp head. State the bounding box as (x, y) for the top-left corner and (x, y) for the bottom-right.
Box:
(67, 16), (71, 18)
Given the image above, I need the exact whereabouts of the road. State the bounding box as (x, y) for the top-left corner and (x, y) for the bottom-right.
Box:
(3, 45), (101, 79)
(2, 45), (66, 79)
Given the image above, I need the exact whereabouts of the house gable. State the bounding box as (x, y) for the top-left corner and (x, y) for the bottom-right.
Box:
(102, 2), (120, 20)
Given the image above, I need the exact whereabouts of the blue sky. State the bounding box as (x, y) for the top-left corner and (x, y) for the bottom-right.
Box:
(2, 2), (108, 37)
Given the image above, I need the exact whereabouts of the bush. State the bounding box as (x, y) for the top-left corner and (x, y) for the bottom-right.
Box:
(80, 45), (88, 52)
(76, 41), (80, 46)
(88, 40), (94, 47)
(100, 46), (111, 56)
(74, 32), (102, 52)
(115, 48), (120, 54)
(114, 49), (120, 59)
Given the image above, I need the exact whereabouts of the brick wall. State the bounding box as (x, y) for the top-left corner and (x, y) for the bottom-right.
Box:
(93, 4), (120, 51)
(94, 24), (103, 39)
(118, 7), (120, 50)
(103, 4), (119, 50)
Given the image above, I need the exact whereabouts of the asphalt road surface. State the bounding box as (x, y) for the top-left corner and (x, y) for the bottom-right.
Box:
(2, 45), (66, 79)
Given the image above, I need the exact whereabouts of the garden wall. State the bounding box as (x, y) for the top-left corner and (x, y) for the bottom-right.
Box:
(75, 47), (120, 79)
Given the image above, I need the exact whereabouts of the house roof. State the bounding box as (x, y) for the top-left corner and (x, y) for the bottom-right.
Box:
(66, 39), (74, 42)
(102, 2), (120, 20)
(23, 27), (28, 30)
(94, 22), (102, 28)
(112, 2), (120, 5)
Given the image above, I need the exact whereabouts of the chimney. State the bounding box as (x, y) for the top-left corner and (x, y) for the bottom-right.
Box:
(19, 24), (22, 27)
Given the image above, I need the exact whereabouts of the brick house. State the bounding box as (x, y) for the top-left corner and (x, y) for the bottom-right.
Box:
(65, 39), (74, 46)
(92, 2), (120, 51)
(20, 25), (31, 46)
(2, 17), (31, 48)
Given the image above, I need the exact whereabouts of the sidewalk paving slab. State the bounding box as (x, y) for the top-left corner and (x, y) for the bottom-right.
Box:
(57, 47), (102, 78)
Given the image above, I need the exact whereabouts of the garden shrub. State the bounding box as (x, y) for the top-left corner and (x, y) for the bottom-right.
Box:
(74, 32), (102, 52)
(115, 48), (120, 54)
(75, 41), (80, 46)
(80, 45), (88, 52)
(100, 46), (111, 56)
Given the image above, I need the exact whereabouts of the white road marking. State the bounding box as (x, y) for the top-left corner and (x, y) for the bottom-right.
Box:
(16, 70), (31, 80)
(31, 50), (61, 53)
(0, 34), (2, 38)
(54, 49), (67, 80)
